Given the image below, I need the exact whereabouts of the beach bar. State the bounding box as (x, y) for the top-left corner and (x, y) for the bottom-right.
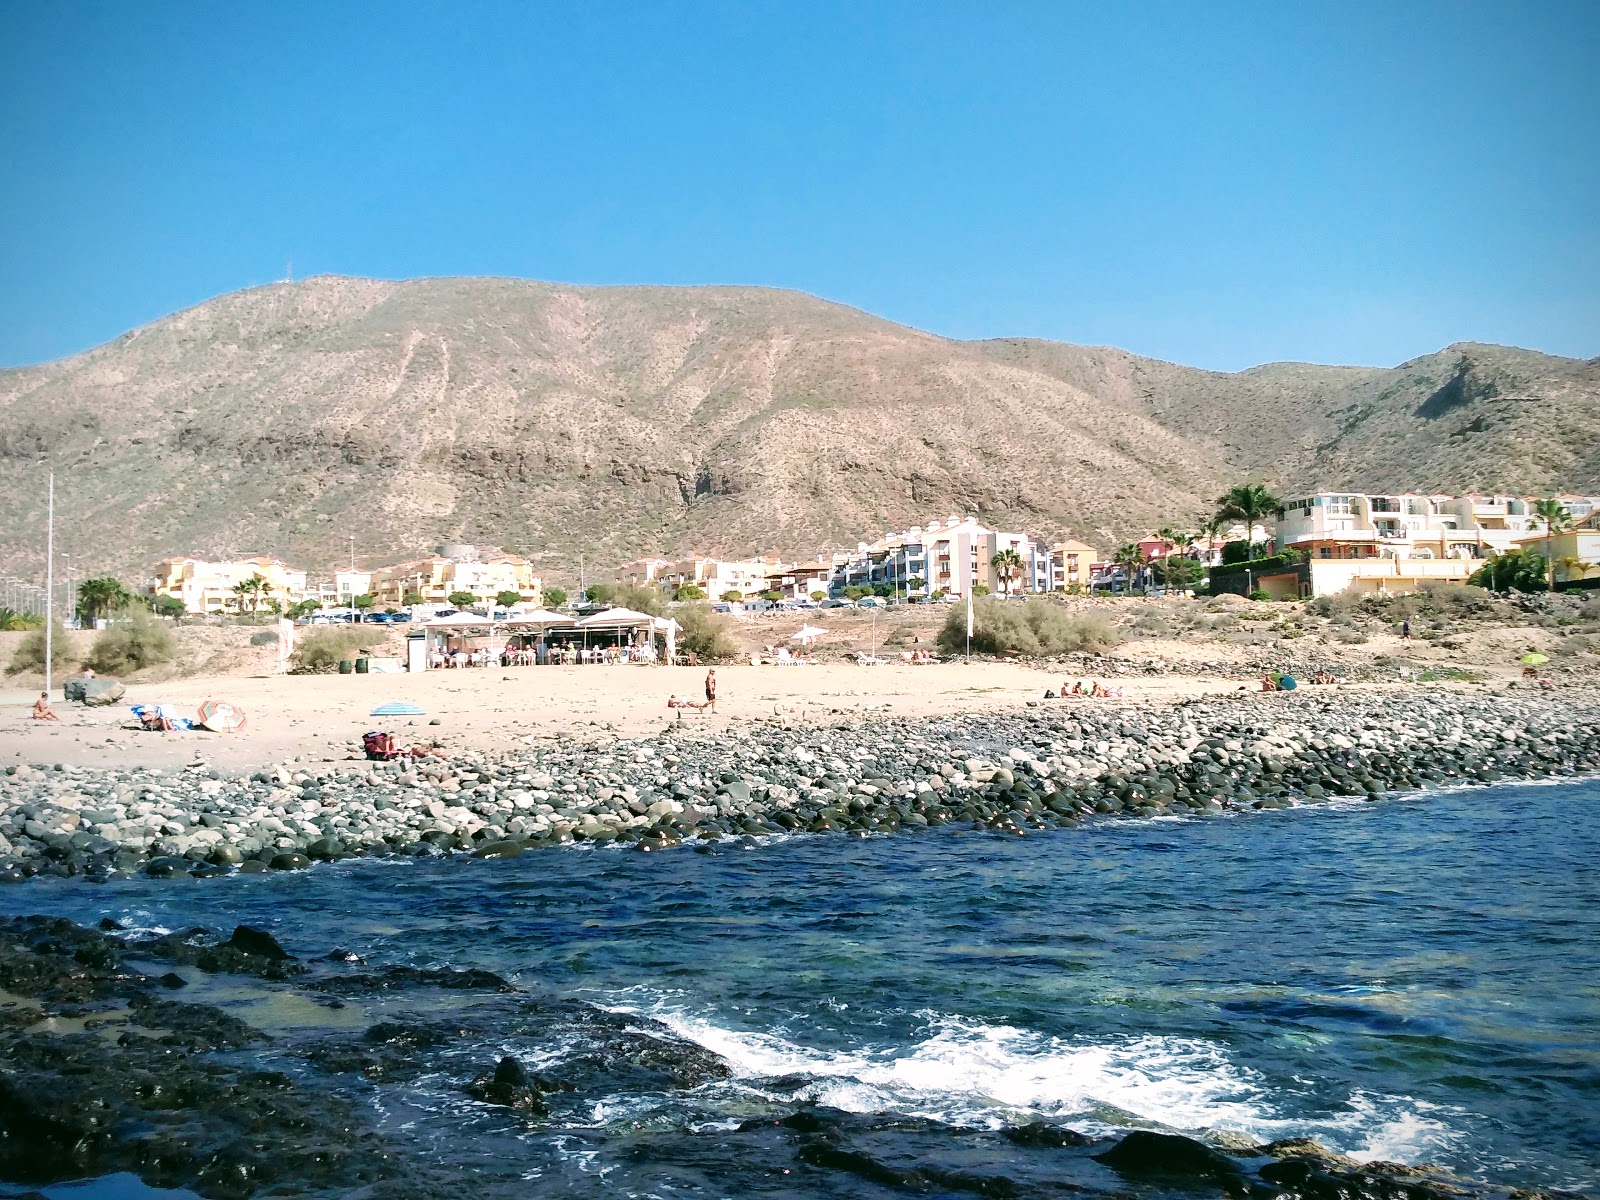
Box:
(418, 607), (677, 669)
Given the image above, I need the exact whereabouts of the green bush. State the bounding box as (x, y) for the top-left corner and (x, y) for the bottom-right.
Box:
(86, 605), (177, 675)
(543, 587), (568, 608)
(674, 604), (739, 663)
(5, 619), (71, 675)
(937, 598), (1121, 656)
(675, 584), (707, 601)
(295, 628), (371, 672)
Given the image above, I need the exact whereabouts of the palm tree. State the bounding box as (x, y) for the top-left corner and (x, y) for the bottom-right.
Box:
(1199, 513), (1225, 564)
(990, 548), (1025, 596)
(254, 578), (273, 616)
(1215, 485), (1285, 557)
(1113, 543), (1144, 593)
(76, 577), (131, 624)
(230, 580), (254, 615)
(1531, 497), (1572, 592)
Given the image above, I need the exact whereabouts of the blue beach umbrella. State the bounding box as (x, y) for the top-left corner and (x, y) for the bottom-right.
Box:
(370, 701), (426, 716)
(1277, 675), (1297, 691)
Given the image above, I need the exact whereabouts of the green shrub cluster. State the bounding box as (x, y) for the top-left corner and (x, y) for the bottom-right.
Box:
(5, 619), (71, 676)
(86, 606), (176, 675)
(295, 628), (372, 672)
(937, 598), (1121, 656)
(674, 604), (739, 663)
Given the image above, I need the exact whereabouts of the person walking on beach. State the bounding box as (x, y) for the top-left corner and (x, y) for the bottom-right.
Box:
(704, 668), (717, 713)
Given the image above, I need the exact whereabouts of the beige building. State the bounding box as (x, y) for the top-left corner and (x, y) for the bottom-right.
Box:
(369, 555), (543, 609)
(150, 557), (309, 615)
(311, 569), (374, 609)
(653, 557), (780, 599)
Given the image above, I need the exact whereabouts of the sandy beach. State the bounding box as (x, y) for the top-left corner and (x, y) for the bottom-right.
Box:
(0, 659), (1260, 773)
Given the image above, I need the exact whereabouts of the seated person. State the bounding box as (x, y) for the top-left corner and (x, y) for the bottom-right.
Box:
(31, 692), (61, 722)
(362, 730), (400, 761)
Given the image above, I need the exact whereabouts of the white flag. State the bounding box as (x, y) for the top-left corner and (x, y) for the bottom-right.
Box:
(966, 587), (974, 638)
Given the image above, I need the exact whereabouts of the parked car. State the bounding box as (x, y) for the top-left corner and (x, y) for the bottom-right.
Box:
(822, 598), (853, 609)
(388, 611), (412, 623)
(856, 596), (886, 608)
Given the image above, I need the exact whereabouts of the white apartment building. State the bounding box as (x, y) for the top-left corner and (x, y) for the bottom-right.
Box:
(1264, 491), (1600, 598)
(150, 557), (309, 615)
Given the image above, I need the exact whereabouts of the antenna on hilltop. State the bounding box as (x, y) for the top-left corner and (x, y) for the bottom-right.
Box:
(285, 258), (293, 283)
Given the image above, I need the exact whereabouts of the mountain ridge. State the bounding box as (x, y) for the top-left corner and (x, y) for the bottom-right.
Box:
(1, 275), (1595, 581)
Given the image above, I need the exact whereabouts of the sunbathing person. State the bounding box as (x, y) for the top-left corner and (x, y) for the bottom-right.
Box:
(31, 693), (60, 722)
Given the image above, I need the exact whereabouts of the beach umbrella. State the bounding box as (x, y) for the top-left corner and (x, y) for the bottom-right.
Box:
(791, 624), (827, 644)
(1520, 653), (1549, 665)
(1277, 675), (1298, 691)
(371, 700), (426, 716)
(196, 700), (248, 733)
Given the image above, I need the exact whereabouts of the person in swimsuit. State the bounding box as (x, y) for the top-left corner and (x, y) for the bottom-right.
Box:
(31, 693), (60, 722)
(704, 668), (717, 713)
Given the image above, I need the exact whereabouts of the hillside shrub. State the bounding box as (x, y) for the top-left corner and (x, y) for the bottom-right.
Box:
(937, 598), (1121, 657)
(86, 606), (177, 675)
(295, 628), (371, 672)
(249, 629), (279, 646)
(5, 619), (71, 676)
(674, 604), (738, 663)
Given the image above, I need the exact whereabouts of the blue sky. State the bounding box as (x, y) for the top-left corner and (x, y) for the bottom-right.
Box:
(1, 1), (1595, 371)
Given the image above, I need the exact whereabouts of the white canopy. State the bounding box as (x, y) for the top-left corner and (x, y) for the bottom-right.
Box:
(576, 607), (659, 629)
(791, 624), (827, 643)
(424, 613), (496, 628)
(501, 609), (566, 627)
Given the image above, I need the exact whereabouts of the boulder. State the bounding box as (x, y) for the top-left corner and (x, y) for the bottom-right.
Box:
(82, 678), (127, 707)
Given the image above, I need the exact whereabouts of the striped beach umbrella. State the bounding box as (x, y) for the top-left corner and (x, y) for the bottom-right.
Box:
(371, 700), (426, 716)
(196, 700), (248, 733)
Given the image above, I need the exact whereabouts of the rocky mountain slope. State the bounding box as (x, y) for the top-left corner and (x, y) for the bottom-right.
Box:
(0, 275), (1594, 581)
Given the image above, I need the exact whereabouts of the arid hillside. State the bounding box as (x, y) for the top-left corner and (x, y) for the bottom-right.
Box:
(1, 275), (1594, 581)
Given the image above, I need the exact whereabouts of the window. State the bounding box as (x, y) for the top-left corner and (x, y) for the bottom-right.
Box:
(1326, 496), (1353, 516)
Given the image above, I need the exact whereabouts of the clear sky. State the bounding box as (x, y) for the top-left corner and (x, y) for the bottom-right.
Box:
(1, 1), (1595, 371)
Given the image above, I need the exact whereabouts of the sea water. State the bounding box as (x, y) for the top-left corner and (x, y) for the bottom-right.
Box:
(6, 778), (1597, 1195)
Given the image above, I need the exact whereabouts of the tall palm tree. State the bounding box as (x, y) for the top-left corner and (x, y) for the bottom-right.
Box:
(254, 578), (273, 616)
(230, 580), (254, 614)
(1113, 543), (1145, 593)
(1531, 497), (1572, 592)
(1215, 485), (1285, 557)
(990, 548), (1025, 596)
(76, 577), (131, 623)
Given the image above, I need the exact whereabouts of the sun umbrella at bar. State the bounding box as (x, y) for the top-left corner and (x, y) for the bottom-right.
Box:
(1520, 653), (1549, 665)
(196, 700), (248, 733)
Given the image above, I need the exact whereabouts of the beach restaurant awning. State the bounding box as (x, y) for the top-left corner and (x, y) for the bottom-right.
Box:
(424, 613), (497, 628)
(576, 607), (659, 630)
(501, 609), (566, 628)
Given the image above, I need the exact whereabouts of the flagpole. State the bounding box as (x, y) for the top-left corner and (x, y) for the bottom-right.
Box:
(965, 584), (973, 661)
(44, 473), (54, 700)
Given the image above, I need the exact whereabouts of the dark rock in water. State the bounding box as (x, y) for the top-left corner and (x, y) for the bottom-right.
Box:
(208, 845), (243, 866)
(1095, 1130), (1250, 1184)
(269, 852), (310, 871)
(237, 859), (268, 874)
(97, 917), (124, 932)
(325, 947), (365, 963)
(473, 839), (524, 859)
(157, 972), (187, 989)
(1003, 1120), (1094, 1148)
(143, 855), (188, 878)
(316, 965), (517, 994)
(305, 836), (343, 861)
(228, 923), (292, 960)
(465, 1054), (547, 1113)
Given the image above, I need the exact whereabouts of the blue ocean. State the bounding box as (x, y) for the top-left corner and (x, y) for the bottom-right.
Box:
(5, 779), (1597, 1197)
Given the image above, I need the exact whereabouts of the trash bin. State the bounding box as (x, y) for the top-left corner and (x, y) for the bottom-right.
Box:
(338, 660), (354, 675)
(354, 658), (370, 674)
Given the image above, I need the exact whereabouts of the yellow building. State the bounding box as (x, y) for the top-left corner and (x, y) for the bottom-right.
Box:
(1050, 539), (1100, 590)
(369, 555), (543, 609)
(1516, 512), (1600, 586)
(150, 557), (309, 615)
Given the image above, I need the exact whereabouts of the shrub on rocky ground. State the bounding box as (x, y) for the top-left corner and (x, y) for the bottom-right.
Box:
(938, 598), (1121, 656)
(295, 628), (370, 672)
(248, 629), (278, 646)
(674, 604), (739, 663)
(86, 606), (176, 675)
(5, 619), (71, 676)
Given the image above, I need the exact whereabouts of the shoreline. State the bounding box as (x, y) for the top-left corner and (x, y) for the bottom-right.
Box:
(3, 685), (1598, 882)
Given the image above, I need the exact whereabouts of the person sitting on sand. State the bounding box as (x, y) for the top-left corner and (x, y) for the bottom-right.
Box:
(31, 692), (60, 722)
(1261, 674), (1280, 692)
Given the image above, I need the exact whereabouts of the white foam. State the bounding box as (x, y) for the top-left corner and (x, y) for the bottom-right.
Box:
(610, 998), (1470, 1163)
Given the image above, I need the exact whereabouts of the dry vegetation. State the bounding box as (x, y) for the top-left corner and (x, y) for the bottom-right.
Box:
(3, 275), (1596, 584)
